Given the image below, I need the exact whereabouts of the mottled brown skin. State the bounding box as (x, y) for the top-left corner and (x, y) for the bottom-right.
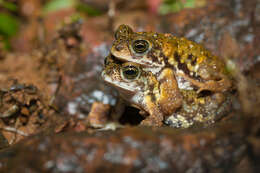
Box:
(102, 56), (165, 126)
(102, 25), (232, 128)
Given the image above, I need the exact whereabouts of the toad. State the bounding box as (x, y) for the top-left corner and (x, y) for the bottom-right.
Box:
(102, 25), (232, 128)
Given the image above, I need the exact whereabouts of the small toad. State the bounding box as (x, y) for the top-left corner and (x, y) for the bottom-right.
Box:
(102, 25), (232, 128)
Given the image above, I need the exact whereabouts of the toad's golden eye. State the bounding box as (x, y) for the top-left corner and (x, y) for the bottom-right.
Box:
(121, 64), (140, 80)
(132, 40), (149, 54)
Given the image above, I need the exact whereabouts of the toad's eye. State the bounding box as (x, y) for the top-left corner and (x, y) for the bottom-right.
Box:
(132, 40), (149, 54)
(121, 64), (140, 80)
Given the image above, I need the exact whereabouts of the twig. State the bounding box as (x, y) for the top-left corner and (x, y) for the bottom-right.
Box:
(108, 0), (116, 33)
(1, 126), (29, 136)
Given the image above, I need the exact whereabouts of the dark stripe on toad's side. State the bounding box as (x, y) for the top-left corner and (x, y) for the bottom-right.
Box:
(160, 52), (177, 70)
(174, 52), (203, 82)
(147, 48), (163, 65)
(187, 54), (192, 60)
(159, 52), (171, 67)
(174, 52), (190, 75)
(188, 54), (197, 66)
(153, 52), (176, 78)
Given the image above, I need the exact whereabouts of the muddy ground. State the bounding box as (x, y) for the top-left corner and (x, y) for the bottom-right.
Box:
(0, 0), (260, 172)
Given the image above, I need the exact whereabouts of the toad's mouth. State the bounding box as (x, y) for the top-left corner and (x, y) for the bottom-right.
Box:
(110, 52), (154, 67)
(101, 71), (137, 94)
(110, 54), (127, 65)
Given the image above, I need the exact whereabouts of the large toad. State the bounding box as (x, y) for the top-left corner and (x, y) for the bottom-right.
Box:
(102, 25), (232, 128)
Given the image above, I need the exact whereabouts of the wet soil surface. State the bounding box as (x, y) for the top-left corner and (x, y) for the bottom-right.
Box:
(0, 0), (260, 172)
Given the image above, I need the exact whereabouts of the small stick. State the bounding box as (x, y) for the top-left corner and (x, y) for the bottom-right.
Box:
(108, 0), (116, 33)
(1, 126), (29, 136)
